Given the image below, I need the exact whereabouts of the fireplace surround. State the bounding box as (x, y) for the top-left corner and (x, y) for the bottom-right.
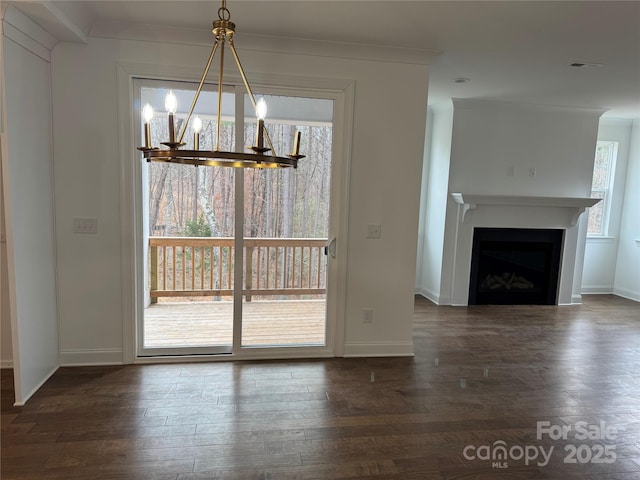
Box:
(446, 194), (600, 305)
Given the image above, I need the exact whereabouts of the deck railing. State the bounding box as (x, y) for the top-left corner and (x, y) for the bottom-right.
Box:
(149, 237), (327, 301)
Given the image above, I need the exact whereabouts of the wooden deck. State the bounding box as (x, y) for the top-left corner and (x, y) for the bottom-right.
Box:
(144, 299), (326, 347)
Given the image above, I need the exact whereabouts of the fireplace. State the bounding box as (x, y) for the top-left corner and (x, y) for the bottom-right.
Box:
(468, 228), (563, 305)
(442, 194), (599, 306)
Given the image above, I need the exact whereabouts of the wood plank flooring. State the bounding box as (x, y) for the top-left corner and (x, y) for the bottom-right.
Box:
(144, 300), (326, 347)
(2, 294), (640, 479)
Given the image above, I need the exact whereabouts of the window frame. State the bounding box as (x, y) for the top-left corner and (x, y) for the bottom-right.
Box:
(587, 140), (618, 237)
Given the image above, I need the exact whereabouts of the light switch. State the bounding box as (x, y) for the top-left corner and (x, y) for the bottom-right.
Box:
(366, 224), (382, 239)
(73, 217), (98, 234)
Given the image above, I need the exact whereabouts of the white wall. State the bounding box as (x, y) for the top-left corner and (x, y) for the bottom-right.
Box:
(582, 118), (633, 293)
(51, 36), (430, 362)
(1, 153), (12, 367)
(416, 104), (452, 303)
(614, 119), (640, 300)
(447, 100), (602, 197)
(415, 108), (432, 293)
(2, 7), (59, 404)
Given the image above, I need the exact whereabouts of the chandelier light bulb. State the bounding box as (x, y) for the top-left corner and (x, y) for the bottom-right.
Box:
(192, 116), (203, 134)
(142, 103), (154, 123)
(193, 116), (202, 151)
(256, 97), (267, 120)
(165, 90), (178, 114)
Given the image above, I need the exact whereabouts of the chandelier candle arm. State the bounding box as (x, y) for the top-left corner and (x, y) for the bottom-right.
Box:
(177, 41), (220, 145)
(215, 31), (226, 151)
(228, 38), (276, 154)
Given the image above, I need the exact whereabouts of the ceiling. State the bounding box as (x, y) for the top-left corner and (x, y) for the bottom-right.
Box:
(10, 0), (640, 119)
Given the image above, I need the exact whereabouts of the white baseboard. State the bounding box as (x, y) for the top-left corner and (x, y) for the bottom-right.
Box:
(613, 286), (640, 303)
(343, 341), (414, 357)
(568, 293), (583, 305)
(14, 365), (58, 406)
(414, 287), (447, 305)
(59, 348), (123, 366)
(582, 285), (615, 294)
(1, 360), (13, 368)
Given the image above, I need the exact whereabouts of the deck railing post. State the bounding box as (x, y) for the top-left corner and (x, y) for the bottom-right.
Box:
(150, 244), (158, 304)
(245, 244), (253, 302)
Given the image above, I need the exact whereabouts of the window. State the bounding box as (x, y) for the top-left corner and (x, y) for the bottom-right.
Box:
(587, 141), (618, 236)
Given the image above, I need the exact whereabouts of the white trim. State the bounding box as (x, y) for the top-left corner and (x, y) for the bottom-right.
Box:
(343, 342), (414, 358)
(328, 82), (353, 358)
(568, 294), (583, 305)
(13, 365), (58, 406)
(36, 0), (88, 44)
(582, 285), (614, 294)
(134, 350), (335, 365)
(90, 22), (438, 66)
(2, 6), (56, 60)
(437, 296), (453, 306)
(588, 141), (618, 237)
(2, 22), (50, 63)
(451, 98), (607, 117)
(0, 361), (13, 368)
(118, 61), (353, 361)
(613, 286), (640, 303)
(451, 193), (600, 226)
(116, 63), (138, 364)
(586, 236), (615, 244)
(415, 288), (441, 305)
(58, 349), (123, 366)
(236, 33), (437, 66)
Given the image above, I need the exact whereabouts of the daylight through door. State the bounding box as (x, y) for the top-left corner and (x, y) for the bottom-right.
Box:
(241, 94), (333, 347)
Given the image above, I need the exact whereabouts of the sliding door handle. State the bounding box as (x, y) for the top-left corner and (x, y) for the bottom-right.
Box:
(325, 237), (337, 259)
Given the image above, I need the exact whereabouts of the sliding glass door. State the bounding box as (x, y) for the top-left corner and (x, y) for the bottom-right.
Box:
(135, 79), (335, 357)
(241, 93), (333, 348)
(139, 81), (236, 355)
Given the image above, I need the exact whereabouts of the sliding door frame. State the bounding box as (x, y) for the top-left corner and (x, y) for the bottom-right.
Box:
(117, 61), (353, 363)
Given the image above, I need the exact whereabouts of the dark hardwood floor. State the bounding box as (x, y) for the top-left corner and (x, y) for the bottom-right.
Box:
(2, 295), (639, 479)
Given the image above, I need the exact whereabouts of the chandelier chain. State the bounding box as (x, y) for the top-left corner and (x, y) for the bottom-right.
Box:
(218, 1), (231, 21)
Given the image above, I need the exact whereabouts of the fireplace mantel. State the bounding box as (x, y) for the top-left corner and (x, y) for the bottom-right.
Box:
(451, 193), (600, 225)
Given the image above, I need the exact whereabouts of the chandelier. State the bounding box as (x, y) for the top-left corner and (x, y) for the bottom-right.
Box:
(138, 0), (304, 169)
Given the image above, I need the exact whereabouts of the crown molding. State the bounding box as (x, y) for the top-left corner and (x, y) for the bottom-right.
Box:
(2, 5), (56, 61)
(90, 21), (439, 66)
(451, 98), (608, 117)
(3, 1), (87, 45)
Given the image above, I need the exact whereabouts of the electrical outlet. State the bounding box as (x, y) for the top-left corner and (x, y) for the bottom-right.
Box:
(528, 167), (536, 177)
(363, 308), (373, 324)
(73, 217), (98, 234)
